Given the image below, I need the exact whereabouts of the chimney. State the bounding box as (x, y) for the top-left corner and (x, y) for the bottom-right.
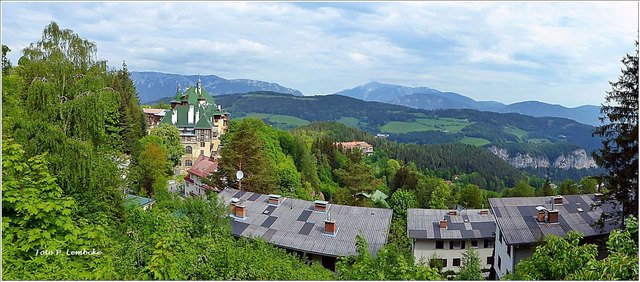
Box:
(268, 194), (282, 206)
(547, 209), (559, 223)
(188, 105), (194, 124)
(314, 200), (329, 212)
(448, 210), (457, 216)
(230, 197), (239, 212)
(324, 219), (337, 235)
(439, 219), (448, 229)
(234, 203), (247, 219)
(479, 209), (489, 215)
(594, 193), (604, 201)
(553, 196), (564, 205)
(171, 109), (177, 124)
(536, 206), (547, 222)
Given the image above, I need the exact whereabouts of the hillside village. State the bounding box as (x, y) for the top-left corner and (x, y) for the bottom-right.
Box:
(134, 80), (627, 280)
(2, 20), (637, 281)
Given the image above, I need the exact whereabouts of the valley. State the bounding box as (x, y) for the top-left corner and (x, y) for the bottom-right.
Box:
(145, 91), (602, 181)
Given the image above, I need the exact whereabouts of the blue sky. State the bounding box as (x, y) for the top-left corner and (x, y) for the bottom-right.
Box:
(2, 1), (637, 107)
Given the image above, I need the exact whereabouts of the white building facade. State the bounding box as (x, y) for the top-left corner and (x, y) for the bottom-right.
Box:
(407, 209), (496, 277)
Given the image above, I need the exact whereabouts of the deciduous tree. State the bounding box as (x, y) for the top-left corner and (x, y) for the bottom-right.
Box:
(149, 123), (183, 171)
(460, 184), (483, 209)
(457, 248), (483, 280)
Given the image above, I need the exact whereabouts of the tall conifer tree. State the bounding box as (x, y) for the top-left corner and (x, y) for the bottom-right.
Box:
(593, 41), (639, 225)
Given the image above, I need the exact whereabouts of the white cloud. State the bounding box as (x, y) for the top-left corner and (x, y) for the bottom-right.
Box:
(349, 52), (368, 63)
(1, 1), (636, 107)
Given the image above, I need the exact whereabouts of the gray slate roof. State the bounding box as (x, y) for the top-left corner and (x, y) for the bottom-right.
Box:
(407, 209), (496, 240)
(489, 194), (619, 245)
(217, 188), (393, 257)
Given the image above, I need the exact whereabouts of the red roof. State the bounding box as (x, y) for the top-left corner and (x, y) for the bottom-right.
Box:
(184, 174), (195, 183)
(334, 141), (373, 150)
(187, 155), (218, 178)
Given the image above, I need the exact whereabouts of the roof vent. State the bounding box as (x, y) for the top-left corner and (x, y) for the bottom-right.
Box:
(553, 196), (564, 205)
(547, 209), (559, 223)
(439, 219), (448, 229)
(314, 200), (329, 212)
(536, 206), (547, 222)
(268, 194), (282, 206)
(448, 210), (457, 216)
(479, 209), (489, 215)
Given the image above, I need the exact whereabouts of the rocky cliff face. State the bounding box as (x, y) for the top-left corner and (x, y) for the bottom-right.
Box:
(553, 149), (597, 169)
(487, 146), (597, 169)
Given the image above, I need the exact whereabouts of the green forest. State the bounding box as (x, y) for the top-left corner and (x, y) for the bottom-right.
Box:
(1, 22), (336, 280)
(3, 22), (637, 281)
(210, 91), (601, 150)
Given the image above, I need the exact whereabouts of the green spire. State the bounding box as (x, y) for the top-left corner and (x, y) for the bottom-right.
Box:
(171, 84), (183, 102)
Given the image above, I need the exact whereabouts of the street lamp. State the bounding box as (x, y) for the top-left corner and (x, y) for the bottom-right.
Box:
(236, 170), (244, 191)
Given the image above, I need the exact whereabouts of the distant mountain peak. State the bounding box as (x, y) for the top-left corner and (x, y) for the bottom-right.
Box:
(131, 71), (303, 103)
(333, 82), (601, 125)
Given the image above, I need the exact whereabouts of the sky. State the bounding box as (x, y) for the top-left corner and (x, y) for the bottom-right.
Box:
(2, 1), (638, 107)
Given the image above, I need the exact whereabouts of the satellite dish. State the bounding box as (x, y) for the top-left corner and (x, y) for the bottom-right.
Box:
(236, 170), (244, 180)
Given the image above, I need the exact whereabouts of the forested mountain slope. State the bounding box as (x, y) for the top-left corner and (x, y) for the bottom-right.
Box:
(212, 92), (600, 151)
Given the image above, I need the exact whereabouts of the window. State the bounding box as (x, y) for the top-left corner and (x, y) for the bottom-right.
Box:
(453, 258), (461, 267)
(507, 245), (511, 256)
(200, 142), (205, 147)
(450, 241), (454, 249)
(436, 241), (444, 249)
(441, 259), (447, 267)
(178, 160), (182, 166)
(186, 160), (193, 166)
(186, 146), (193, 154)
(487, 256), (494, 265)
(484, 239), (494, 248)
(200, 150), (204, 156)
(471, 240), (478, 248)
(498, 257), (501, 269)
(461, 241), (466, 249)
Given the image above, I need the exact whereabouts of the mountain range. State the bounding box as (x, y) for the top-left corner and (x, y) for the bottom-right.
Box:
(211, 92), (602, 180)
(132, 72), (601, 125)
(334, 82), (601, 125)
(130, 71), (302, 103)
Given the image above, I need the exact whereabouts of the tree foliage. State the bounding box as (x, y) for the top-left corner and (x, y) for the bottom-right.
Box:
(2, 44), (11, 74)
(129, 140), (168, 197)
(336, 234), (441, 280)
(457, 248), (484, 280)
(507, 216), (639, 281)
(216, 118), (278, 194)
(542, 178), (555, 196)
(592, 41), (639, 224)
(389, 189), (417, 220)
(460, 184), (483, 209)
(149, 123), (183, 170)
